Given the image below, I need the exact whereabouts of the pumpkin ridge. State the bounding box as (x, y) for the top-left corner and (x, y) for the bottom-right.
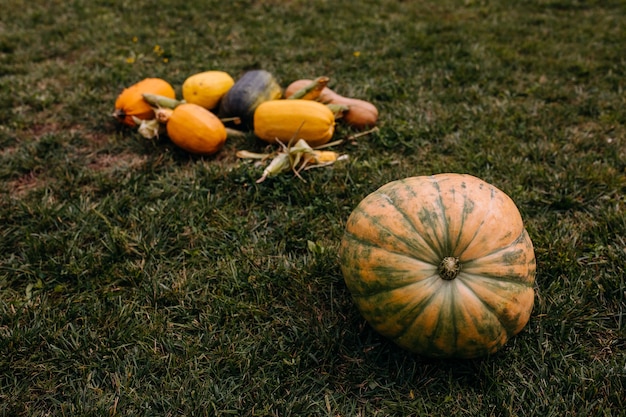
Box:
(421, 283), (459, 356)
(456, 278), (512, 337)
(446, 187), (464, 255)
(447, 285), (459, 353)
(449, 191), (479, 257)
(464, 184), (527, 261)
(425, 178), (451, 256)
(423, 176), (462, 257)
(340, 229), (403, 254)
(354, 277), (442, 341)
(461, 230), (526, 263)
(379, 182), (447, 260)
(460, 272), (535, 288)
(386, 281), (444, 339)
(344, 232), (440, 295)
(352, 268), (440, 298)
(455, 184), (502, 260)
(349, 204), (441, 264)
(459, 275), (533, 343)
(354, 275), (441, 308)
(459, 200), (492, 257)
(431, 174), (485, 257)
(461, 229), (535, 286)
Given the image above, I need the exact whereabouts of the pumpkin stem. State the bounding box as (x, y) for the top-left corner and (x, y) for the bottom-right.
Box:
(438, 256), (460, 280)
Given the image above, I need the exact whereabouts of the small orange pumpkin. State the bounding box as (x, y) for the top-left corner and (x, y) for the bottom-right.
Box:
(164, 103), (227, 155)
(113, 78), (176, 127)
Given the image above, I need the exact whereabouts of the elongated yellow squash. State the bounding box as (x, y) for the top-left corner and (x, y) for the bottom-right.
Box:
(165, 103), (227, 155)
(253, 100), (335, 147)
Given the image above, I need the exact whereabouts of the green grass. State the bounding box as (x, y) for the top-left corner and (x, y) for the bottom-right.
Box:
(1, 0), (625, 415)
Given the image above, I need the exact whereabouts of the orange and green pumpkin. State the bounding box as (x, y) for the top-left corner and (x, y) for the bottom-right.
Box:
(339, 173), (536, 359)
(113, 78), (176, 127)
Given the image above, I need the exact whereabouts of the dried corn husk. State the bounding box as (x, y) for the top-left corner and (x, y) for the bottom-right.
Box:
(238, 138), (347, 183)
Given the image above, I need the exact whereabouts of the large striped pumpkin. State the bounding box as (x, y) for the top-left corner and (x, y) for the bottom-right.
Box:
(339, 173), (536, 358)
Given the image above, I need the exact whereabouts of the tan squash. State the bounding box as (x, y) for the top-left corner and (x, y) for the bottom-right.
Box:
(182, 71), (235, 110)
(163, 103), (227, 155)
(285, 79), (378, 130)
(253, 99), (335, 148)
(113, 78), (176, 127)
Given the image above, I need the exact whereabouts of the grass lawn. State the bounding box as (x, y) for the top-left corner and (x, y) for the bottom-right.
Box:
(1, 0), (625, 415)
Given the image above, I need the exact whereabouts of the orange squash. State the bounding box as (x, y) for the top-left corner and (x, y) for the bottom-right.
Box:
(285, 79), (378, 130)
(339, 173), (536, 358)
(164, 103), (227, 155)
(113, 78), (176, 127)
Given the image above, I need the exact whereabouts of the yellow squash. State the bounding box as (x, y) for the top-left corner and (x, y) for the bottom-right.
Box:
(253, 99), (335, 148)
(113, 78), (176, 127)
(182, 71), (235, 110)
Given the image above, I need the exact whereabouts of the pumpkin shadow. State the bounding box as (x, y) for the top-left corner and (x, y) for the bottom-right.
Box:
(350, 324), (510, 393)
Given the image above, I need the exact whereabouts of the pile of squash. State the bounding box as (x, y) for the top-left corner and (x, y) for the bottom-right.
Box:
(112, 70), (379, 156)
